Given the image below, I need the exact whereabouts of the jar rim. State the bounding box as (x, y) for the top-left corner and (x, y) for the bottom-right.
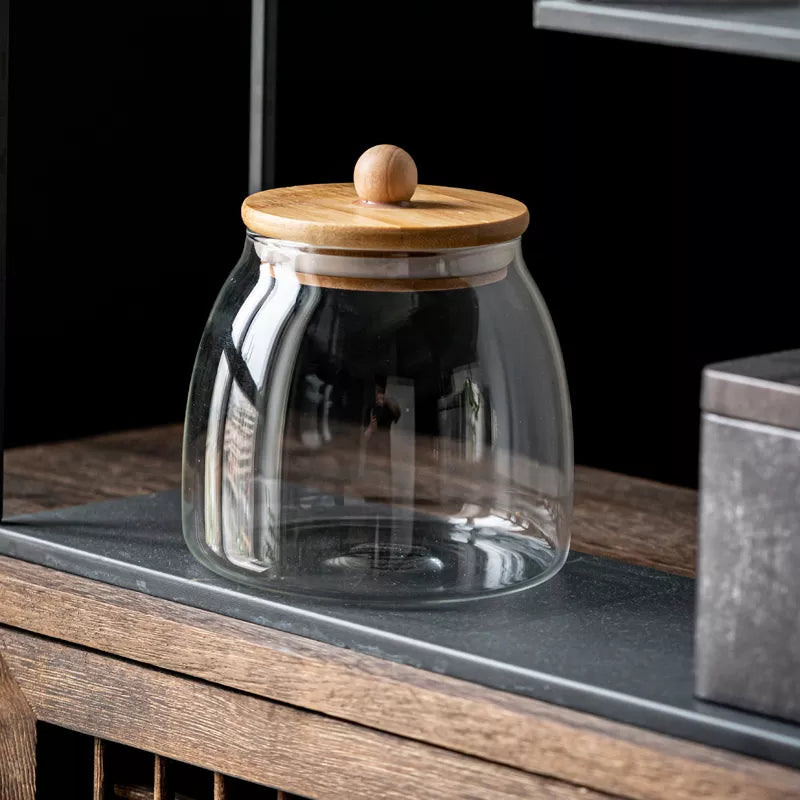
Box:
(248, 235), (521, 292)
(245, 232), (522, 259)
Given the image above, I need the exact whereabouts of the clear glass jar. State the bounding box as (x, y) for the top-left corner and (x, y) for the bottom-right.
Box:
(182, 233), (572, 604)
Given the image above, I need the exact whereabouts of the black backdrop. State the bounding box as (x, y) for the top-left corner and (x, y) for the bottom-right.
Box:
(5, 2), (800, 487)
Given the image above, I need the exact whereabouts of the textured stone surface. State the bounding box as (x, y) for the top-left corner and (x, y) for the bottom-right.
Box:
(696, 412), (800, 723)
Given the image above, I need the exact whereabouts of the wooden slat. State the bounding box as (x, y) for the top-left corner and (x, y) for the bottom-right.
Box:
(113, 787), (152, 800)
(573, 466), (697, 576)
(0, 627), (603, 800)
(94, 738), (105, 800)
(0, 651), (36, 800)
(2, 425), (184, 518)
(0, 557), (795, 800)
(153, 756), (167, 800)
(213, 773), (226, 800)
(2, 424), (698, 576)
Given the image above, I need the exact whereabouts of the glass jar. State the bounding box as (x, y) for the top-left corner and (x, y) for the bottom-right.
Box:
(182, 145), (573, 604)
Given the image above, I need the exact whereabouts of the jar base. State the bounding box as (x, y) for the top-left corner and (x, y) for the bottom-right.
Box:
(192, 511), (567, 606)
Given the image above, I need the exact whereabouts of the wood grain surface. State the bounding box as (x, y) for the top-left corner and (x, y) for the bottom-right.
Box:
(573, 465), (698, 576)
(0, 652), (36, 800)
(2, 423), (698, 576)
(241, 183), (529, 250)
(112, 786), (152, 800)
(2, 426), (184, 518)
(0, 627), (608, 800)
(0, 555), (795, 800)
(153, 755), (167, 800)
(94, 738), (105, 800)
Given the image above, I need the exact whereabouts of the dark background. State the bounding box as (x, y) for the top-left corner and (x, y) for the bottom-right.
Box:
(4, 1), (799, 487)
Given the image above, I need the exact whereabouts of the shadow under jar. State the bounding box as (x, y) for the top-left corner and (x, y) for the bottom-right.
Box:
(183, 145), (573, 605)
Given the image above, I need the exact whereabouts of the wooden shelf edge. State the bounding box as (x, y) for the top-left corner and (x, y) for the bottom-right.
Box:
(0, 627), (605, 800)
(0, 555), (797, 800)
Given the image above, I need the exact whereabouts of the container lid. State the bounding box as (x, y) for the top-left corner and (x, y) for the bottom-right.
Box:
(241, 145), (529, 251)
(702, 349), (800, 431)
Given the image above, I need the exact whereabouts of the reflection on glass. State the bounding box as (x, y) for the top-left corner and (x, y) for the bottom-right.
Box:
(183, 236), (572, 604)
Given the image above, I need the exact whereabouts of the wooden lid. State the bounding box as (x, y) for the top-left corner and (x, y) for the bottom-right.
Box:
(241, 145), (529, 251)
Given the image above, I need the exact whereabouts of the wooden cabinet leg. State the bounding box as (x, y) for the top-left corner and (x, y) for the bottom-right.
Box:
(0, 652), (36, 800)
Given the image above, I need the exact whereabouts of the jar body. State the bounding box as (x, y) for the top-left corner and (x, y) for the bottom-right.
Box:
(182, 235), (573, 604)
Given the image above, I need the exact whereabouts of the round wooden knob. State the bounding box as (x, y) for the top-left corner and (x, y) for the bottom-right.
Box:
(354, 145), (418, 204)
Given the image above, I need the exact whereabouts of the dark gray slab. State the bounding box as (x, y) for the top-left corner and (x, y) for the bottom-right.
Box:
(1, 491), (799, 767)
(533, 0), (800, 62)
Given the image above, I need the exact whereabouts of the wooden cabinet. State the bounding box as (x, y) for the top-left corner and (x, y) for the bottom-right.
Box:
(1, 426), (798, 799)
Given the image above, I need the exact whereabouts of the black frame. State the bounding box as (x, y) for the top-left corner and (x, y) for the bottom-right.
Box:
(0, 0), (9, 519)
(250, 0), (279, 194)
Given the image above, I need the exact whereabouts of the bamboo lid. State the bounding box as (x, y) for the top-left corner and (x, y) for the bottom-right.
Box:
(241, 145), (529, 251)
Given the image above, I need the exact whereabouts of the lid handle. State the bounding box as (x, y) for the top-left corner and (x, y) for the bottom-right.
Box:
(354, 145), (418, 205)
